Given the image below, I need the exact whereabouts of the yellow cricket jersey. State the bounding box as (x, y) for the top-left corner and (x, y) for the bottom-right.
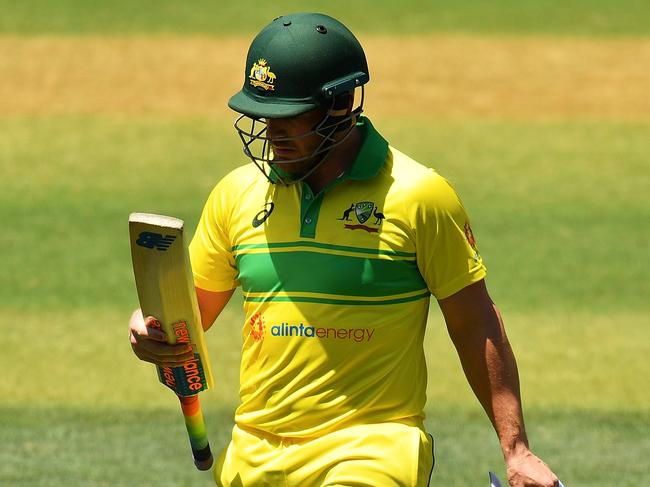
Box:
(189, 116), (486, 439)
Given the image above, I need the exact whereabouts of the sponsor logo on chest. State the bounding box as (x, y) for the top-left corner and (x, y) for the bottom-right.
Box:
(248, 314), (375, 343)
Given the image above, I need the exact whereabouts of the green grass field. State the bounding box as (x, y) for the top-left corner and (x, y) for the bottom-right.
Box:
(1, 0), (649, 36)
(1, 2), (649, 486)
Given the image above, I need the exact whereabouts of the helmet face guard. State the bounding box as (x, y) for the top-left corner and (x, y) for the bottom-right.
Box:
(234, 88), (365, 185)
(228, 13), (370, 185)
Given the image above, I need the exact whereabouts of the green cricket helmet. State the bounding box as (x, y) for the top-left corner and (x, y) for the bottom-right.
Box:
(228, 12), (370, 185)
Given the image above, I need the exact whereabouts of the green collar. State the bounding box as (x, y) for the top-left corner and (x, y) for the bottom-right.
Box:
(346, 115), (388, 180)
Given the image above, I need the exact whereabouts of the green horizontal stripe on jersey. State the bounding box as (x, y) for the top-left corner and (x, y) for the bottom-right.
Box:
(232, 241), (416, 258)
(236, 251), (427, 298)
(243, 291), (431, 306)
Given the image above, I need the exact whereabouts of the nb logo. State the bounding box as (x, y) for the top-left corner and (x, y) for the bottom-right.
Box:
(136, 231), (176, 251)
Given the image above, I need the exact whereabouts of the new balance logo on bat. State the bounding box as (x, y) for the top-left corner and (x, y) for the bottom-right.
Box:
(136, 231), (177, 251)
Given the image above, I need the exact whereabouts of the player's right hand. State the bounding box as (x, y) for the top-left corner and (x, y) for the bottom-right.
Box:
(128, 309), (195, 368)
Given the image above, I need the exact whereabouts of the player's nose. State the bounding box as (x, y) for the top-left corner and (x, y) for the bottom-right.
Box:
(265, 118), (289, 140)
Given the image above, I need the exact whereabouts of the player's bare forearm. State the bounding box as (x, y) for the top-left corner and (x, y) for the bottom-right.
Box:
(438, 280), (527, 457)
(439, 281), (559, 487)
(195, 287), (235, 331)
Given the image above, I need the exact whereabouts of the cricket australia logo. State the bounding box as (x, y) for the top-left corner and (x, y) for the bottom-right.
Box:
(337, 201), (385, 233)
(249, 59), (277, 91)
(135, 232), (176, 251)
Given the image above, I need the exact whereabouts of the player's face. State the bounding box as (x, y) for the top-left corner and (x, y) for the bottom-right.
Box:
(265, 107), (328, 176)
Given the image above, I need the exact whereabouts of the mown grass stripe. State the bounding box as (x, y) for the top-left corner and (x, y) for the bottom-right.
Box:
(232, 241), (416, 258)
(243, 291), (431, 306)
(2, 1), (649, 36)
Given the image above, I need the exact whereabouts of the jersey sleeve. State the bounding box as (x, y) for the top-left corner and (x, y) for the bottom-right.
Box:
(413, 172), (487, 299)
(189, 177), (240, 292)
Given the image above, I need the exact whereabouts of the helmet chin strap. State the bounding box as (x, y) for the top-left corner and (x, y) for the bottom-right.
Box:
(234, 87), (365, 186)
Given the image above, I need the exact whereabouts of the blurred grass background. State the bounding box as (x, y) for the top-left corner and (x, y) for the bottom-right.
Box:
(1, 1), (649, 486)
(1, 0), (649, 36)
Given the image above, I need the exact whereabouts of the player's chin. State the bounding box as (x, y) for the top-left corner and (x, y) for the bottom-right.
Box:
(276, 158), (316, 175)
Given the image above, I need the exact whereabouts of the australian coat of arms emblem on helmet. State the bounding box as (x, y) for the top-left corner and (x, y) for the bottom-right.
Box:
(249, 59), (277, 91)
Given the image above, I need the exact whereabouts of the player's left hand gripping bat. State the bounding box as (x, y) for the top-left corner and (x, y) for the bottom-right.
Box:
(489, 471), (565, 487)
(129, 213), (214, 470)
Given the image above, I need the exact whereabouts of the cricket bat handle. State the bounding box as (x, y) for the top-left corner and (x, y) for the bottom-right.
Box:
(178, 394), (213, 470)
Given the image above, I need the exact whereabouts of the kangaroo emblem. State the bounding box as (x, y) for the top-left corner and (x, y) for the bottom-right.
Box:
(338, 204), (355, 221)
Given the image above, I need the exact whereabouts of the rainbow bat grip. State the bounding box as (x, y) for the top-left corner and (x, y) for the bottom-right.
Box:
(178, 394), (213, 470)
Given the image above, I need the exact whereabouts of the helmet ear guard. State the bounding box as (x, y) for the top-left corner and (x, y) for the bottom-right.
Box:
(319, 72), (368, 134)
(316, 86), (364, 138)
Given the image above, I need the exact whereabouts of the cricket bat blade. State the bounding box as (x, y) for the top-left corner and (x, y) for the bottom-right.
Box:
(129, 212), (214, 470)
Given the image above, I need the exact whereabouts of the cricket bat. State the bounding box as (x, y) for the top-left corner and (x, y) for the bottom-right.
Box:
(129, 212), (214, 471)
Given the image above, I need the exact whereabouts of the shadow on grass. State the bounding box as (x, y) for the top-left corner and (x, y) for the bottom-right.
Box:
(2, 405), (648, 486)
